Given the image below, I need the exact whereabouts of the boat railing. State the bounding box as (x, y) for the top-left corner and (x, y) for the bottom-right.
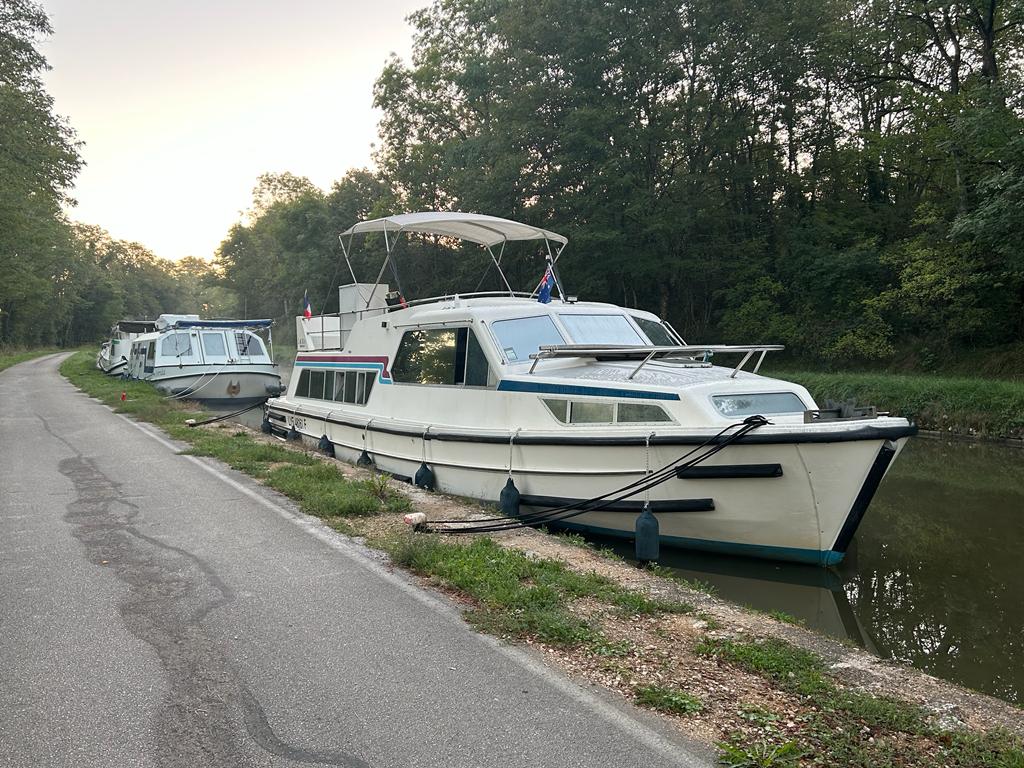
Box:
(320, 291), (541, 324)
(528, 344), (785, 379)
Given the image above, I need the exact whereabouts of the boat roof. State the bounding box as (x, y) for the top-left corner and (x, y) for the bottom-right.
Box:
(115, 319), (157, 333)
(340, 212), (568, 248)
(171, 319), (273, 330)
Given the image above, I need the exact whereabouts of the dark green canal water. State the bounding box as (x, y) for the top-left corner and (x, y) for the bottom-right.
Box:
(612, 438), (1024, 705)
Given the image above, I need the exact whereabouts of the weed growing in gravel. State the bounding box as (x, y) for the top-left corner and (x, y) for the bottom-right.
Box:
(634, 684), (703, 715)
(699, 636), (1024, 767)
(718, 735), (804, 767)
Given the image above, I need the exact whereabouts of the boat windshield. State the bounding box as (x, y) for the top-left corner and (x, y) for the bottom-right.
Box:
(490, 315), (565, 362)
(630, 316), (676, 346)
(559, 314), (644, 346)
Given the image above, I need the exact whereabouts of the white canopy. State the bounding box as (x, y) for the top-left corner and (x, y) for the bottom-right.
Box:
(340, 211), (568, 248)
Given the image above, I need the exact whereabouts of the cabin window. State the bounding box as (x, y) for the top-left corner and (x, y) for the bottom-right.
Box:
(295, 369), (310, 397)
(631, 316), (676, 346)
(146, 342), (155, 364)
(235, 332), (264, 357)
(308, 369), (326, 399)
(617, 402), (673, 422)
(712, 392), (805, 417)
(161, 332), (192, 357)
(333, 372), (347, 401)
(344, 370), (358, 402)
(542, 399), (569, 423)
(569, 401), (615, 424)
(490, 316), (564, 363)
(543, 399), (672, 425)
(293, 367), (376, 405)
(202, 333), (226, 357)
(392, 327), (491, 386)
(558, 314), (643, 346)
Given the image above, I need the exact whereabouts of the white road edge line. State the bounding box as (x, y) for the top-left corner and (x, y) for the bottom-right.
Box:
(117, 412), (708, 768)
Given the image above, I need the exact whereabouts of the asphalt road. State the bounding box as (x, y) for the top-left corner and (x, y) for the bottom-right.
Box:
(0, 354), (712, 768)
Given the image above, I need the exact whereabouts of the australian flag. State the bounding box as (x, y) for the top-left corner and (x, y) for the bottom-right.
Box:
(537, 267), (554, 304)
(303, 290), (312, 319)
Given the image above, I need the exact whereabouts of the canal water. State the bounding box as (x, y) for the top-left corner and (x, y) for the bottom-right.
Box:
(230, 380), (1023, 704)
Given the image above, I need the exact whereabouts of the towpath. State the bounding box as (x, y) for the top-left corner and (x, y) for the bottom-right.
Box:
(0, 354), (711, 768)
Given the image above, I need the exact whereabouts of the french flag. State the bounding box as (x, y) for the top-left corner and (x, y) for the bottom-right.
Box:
(302, 290), (312, 319)
(537, 267), (554, 304)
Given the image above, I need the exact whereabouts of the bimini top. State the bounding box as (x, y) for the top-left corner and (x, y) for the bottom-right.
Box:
(340, 212), (568, 248)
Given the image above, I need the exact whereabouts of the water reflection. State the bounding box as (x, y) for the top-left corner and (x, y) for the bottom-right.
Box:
(843, 439), (1024, 704)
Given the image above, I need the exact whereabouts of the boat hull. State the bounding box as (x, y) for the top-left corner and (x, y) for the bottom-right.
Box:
(150, 366), (283, 403)
(97, 356), (127, 376)
(266, 401), (910, 566)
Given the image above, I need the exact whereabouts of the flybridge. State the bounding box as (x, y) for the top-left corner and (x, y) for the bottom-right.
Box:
(338, 211), (570, 307)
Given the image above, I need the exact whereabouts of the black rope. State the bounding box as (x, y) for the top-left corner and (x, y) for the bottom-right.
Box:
(422, 415), (769, 534)
(186, 398), (269, 428)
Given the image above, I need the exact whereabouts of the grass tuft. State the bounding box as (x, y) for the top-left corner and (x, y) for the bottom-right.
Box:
(634, 684), (703, 715)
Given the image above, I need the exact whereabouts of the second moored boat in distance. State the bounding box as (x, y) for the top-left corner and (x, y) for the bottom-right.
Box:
(97, 319), (157, 375)
(266, 212), (915, 566)
(126, 314), (284, 404)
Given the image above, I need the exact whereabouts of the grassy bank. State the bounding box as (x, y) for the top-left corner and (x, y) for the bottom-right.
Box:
(775, 370), (1024, 439)
(59, 350), (1024, 767)
(0, 345), (64, 374)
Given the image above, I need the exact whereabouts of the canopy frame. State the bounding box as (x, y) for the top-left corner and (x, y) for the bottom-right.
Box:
(338, 212), (568, 309)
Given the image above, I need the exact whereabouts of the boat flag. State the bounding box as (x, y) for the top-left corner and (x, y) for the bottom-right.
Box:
(537, 267), (554, 304)
(302, 290), (312, 319)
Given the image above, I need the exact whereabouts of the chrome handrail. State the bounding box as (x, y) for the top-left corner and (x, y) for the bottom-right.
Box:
(527, 343), (785, 379)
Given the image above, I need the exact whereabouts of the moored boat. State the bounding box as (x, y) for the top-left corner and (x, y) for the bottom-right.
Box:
(126, 314), (283, 403)
(97, 319), (157, 375)
(266, 212), (915, 565)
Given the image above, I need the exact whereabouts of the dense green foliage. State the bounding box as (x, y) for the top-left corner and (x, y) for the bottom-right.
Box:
(0, 2), (227, 346)
(218, 0), (1024, 368)
(780, 369), (1024, 436)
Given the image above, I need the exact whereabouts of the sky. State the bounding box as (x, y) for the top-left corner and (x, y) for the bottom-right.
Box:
(40, 0), (424, 261)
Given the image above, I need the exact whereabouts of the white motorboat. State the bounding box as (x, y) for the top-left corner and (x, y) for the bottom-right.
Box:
(266, 212), (915, 566)
(96, 319), (157, 375)
(126, 314), (284, 403)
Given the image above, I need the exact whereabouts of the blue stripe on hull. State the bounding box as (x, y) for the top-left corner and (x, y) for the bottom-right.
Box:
(549, 520), (845, 566)
(497, 380), (680, 401)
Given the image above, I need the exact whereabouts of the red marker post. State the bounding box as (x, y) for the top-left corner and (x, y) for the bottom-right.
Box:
(120, 391), (127, 402)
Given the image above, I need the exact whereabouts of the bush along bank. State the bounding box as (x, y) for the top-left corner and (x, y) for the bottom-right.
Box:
(60, 351), (1024, 767)
(777, 370), (1024, 440)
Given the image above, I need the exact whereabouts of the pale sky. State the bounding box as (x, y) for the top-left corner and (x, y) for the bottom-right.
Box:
(40, 0), (424, 260)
